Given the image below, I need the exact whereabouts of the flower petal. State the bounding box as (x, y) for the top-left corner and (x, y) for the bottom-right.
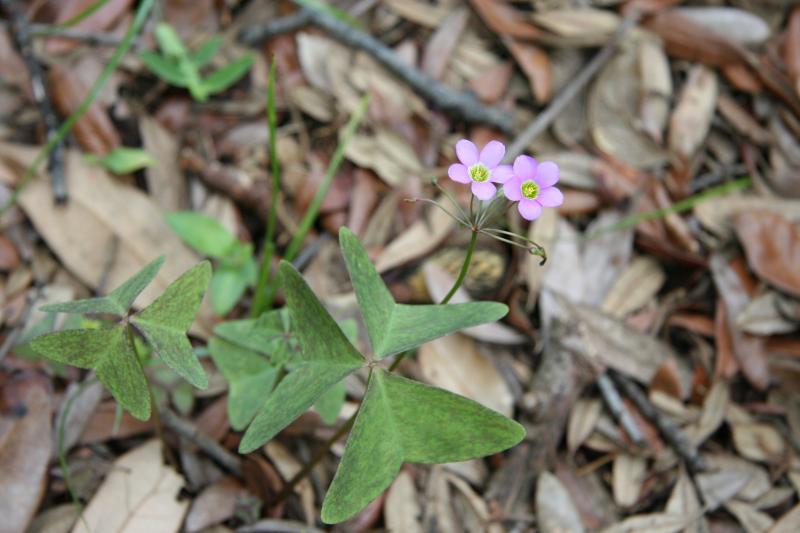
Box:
(535, 161), (560, 187)
(479, 140), (505, 168)
(503, 176), (522, 201)
(513, 155), (537, 180)
(491, 164), (513, 183)
(456, 139), (479, 166)
(471, 181), (497, 201)
(448, 163), (471, 184)
(537, 186), (564, 207)
(518, 199), (542, 221)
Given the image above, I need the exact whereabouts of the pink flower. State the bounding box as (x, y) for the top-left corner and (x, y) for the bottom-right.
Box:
(503, 155), (563, 221)
(447, 139), (513, 201)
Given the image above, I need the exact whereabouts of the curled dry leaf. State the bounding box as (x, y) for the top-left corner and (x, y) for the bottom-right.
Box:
(686, 380), (729, 446)
(418, 333), (514, 417)
(668, 64), (718, 162)
(638, 36), (672, 143)
(673, 7), (770, 46)
(536, 471), (586, 533)
(469, 0), (541, 40)
(533, 8), (620, 47)
(0, 377), (52, 533)
(736, 291), (798, 336)
(72, 440), (188, 533)
(733, 211), (800, 298)
(601, 256), (665, 318)
(665, 468), (705, 533)
(504, 39), (552, 103)
(731, 422), (787, 464)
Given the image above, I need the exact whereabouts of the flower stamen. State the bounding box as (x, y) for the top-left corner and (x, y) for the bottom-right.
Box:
(469, 163), (490, 182)
(521, 180), (539, 200)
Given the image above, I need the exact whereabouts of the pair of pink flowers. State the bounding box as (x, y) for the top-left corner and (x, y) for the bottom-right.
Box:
(447, 139), (563, 221)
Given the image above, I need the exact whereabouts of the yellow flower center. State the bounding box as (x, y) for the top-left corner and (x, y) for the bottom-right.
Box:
(521, 180), (539, 199)
(469, 163), (490, 182)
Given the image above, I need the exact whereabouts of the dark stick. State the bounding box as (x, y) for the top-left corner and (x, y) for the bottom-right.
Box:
(239, 4), (515, 132)
(238, 9), (313, 45)
(160, 408), (243, 478)
(505, 9), (641, 161)
(610, 371), (706, 471)
(1, 0), (68, 203)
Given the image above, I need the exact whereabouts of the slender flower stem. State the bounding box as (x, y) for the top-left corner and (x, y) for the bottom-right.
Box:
(440, 229), (478, 305)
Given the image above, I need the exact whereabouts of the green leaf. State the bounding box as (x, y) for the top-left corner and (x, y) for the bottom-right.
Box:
(86, 147), (155, 174)
(314, 381), (346, 425)
(239, 261), (364, 452)
(155, 22), (187, 57)
(210, 266), (249, 316)
(131, 261), (212, 389)
(30, 326), (151, 420)
(209, 337), (278, 430)
(214, 309), (289, 356)
(202, 54), (254, 95)
(140, 51), (186, 86)
(191, 36), (222, 67)
(321, 369), (525, 523)
(41, 255), (165, 316)
(339, 227), (508, 358)
(166, 212), (238, 258)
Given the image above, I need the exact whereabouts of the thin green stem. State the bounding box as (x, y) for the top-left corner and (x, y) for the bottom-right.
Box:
(59, 0), (109, 27)
(0, 0), (156, 216)
(260, 94), (370, 309)
(251, 59), (280, 317)
(440, 229), (478, 305)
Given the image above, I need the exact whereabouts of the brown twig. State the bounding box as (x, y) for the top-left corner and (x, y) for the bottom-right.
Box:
(160, 408), (243, 478)
(238, 9), (313, 45)
(239, 4), (515, 132)
(610, 371), (706, 471)
(505, 9), (642, 161)
(1, 0), (68, 203)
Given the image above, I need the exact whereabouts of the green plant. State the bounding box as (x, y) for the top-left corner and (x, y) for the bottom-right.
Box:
(85, 147), (155, 174)
(238, 228), (524, 523)
(29, 256), (211, 420)
(140, 23), (254, 102)
(166, 212), (257, 316)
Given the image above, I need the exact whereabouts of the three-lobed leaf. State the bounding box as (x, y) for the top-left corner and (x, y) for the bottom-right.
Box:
(166, 212), (238, 258)
(41, 255), (165, 316)
(339, 227), (508, 358)
(321, 368), (525, 523)
(238, 261), (364, 453)
(203, 54), (255, 95)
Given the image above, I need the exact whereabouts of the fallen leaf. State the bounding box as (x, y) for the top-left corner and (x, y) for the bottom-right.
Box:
(384, 470), (422, 533)
(736, 291), (798, 336)
(695, 196), (800, 239)
(731, 422), (787, 464)
(72, 439), (188, 533)
(786, 8), (800, 97)
(418, 333), (514, 417)
(668, 64), (718, 161)
(567, 398), (602, 452)
(724, 500), (774, 533)
(644, 10), (744, 67)
(0, 376), (52, 533)
(505, 39), (552, 103)
(638, 36), (672, 143)
(601, 257), (665, 317)
(673, 7), (770, 45)
(469, 0), (541, 40)
(27, 504), (80, 533)
(686, 380), (729, 446)
(140, 116), (187, 211)
(733, 211), (800, 298)
(421, 7), (469, 80)
(185, 478), (248, 532)
(612, 454), (646, 507)
(533, 8), (620, 46)
(600, 513), (693, 533)
(536, 471), (586, 533)
(771, 503), (800, 533)
(263, 441), (315, 522)
(665, 468), (705, 533)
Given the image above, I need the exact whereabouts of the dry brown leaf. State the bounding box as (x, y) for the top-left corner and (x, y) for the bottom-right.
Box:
(638, 36), (672, 143)
(536, 471), (586, 533)
(418, 333), (514, 417)
(27, 504), (81, 533)
(701, 454), (771, 506)
(185, 478), (248, 532)
(600, 513), (693, 533)
(382, 0), (449, 28)
(786, 8), (800, 97)
(601, 257), (665, 317)
(686, 380), (729, 446)
(734, 211), (800, 298)
(567, 398), (602, 453)
(736, 291), (798, 336)
(375, 199), (454, 273)
(505, 39), (552, 103)
(469, 0), (541, 40)
(533, 8), (620, 46)
(72, 440), (188, 533)
(421, 7), (469, 80)
(612, 454), (646, 507)
(52, 379), (103, 459)
(0, 144), (208, 335)
(695, 196), (800, 239)
(589, 34), (668, 168)
(673, 7), (770, 45)
(665, 468), (706, 533)
(668, 64), (718, 161)
(644, 10), (745, 67)
(725, 500), (774, 533)
(0, 377), (52, 533)
(263, 441), (315, 522)
(49, 65), (120, 155)
(140, 115), (186, 211)
(731, 422), (787, 464)
(385, 470), (422, 533)
(717, 95), (772, 146)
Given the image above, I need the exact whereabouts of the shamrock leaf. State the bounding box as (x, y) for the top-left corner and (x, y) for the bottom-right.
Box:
(131, 261), (212, 389)
(321, 368), (525, 523)
(239, 261), (364, 453)
(40, 255), (165, 316)
(166, 212), (237, 258)
(213, 308), (291, 360)
(31, 326), (151, 420)
(208, 337), (278, 430)
(339, 228), (508, 358)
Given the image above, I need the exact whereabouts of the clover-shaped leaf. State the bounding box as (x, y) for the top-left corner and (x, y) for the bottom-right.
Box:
(31, 259), (211, 420)
(339, 227), (508, 358)
(40, 255), (165, 316)
(321, 368), (525, 523)
(239, 261), (364, 453)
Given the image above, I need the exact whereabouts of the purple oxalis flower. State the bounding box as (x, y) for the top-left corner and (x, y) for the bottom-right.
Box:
(503, 155), (563, 221)
(448, 139), (513, 200)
